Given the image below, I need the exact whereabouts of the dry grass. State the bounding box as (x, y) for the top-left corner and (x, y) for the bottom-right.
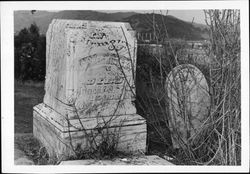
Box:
(201, 9), (241, 165)
(135, 9), (241, 165)
(14, 80), (45, 133)
(14, 10), (240, 165)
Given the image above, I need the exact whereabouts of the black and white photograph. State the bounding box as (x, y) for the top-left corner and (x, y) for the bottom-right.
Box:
(1, 1), (249, 173)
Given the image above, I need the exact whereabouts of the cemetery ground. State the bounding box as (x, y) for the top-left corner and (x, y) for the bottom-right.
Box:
(14, 81), (50, 164)
(13, 10), (241, 166)
(14, 80), (176, 165)
(15, 81), (44, 134)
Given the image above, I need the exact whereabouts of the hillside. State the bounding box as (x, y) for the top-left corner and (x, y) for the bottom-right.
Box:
(14, 10), (136, 35)
(124, 13), (208, 40)
(14, 10), (208, 40)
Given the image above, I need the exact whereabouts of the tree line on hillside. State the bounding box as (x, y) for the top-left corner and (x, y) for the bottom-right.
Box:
(15, 23), (46, 82)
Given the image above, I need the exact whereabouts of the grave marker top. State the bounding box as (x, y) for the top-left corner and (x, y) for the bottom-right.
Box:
(165, 64), (210, 148)
(43, 19), (137, 119)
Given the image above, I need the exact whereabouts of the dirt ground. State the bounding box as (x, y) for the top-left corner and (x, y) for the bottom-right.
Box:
(14, 81), (51, 165)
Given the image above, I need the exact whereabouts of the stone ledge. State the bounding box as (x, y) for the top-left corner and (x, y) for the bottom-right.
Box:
(59, 155), (174, 165)
(34, 103), (146, 132)
(33, 104), (147, 159)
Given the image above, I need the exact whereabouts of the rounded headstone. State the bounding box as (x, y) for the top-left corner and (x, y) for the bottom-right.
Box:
(165, 64), (211, 148)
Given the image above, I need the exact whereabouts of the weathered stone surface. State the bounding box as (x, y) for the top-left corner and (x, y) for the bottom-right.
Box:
(165, 64), (210, 148)
(33, 19), (146, 159)
(34, 104), (146, 159)
(43, 19), (137, 119)
(59, 155), (174, 165)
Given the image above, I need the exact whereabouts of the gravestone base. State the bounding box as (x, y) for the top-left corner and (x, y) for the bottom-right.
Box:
(33, 103), (147, 160)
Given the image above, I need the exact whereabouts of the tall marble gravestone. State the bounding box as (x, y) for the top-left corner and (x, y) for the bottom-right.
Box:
(33, 19), (146, 159)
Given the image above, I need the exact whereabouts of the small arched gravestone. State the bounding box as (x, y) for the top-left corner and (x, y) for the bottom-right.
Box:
(165, 64), (211, 149)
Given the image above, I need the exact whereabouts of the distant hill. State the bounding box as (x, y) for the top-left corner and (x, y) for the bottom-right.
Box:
(14, 10), (209, 40)
(14, 10), (137, 35)
(124, 13), (209, 40)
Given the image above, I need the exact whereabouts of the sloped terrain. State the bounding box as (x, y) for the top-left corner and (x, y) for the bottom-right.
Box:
(124, 13), (208, 40)
(14, 10), (208, 40)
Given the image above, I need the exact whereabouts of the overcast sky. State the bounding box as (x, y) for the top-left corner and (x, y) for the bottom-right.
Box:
(168, 10), (206, 24)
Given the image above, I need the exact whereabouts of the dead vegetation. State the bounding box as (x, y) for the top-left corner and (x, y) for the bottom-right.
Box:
(14, 10), (240, 165)
(60, 10), (240, 165)
(134, 9), (241, 165)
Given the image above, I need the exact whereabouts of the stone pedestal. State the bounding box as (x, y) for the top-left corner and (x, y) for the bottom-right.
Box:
(34, 103), (146, 158)
(33, 19), (146, 159)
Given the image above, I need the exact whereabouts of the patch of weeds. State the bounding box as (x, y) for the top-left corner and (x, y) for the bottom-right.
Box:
(67, 132), (134, 161)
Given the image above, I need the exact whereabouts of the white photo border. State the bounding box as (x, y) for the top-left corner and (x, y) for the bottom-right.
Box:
(1, 1), (249, 173)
